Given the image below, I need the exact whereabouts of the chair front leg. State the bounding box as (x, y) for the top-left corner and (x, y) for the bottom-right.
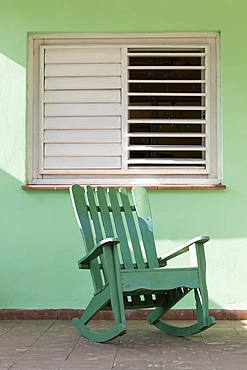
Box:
(72, 245), (127, 342)
(103, 244), (126, 328)
(195, 241), (212, 325)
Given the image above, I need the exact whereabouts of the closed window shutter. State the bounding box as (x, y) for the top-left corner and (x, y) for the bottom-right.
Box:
(30, 34), (219, 185)
(41, 46), (122, 173)
(127, 48), (208, 172)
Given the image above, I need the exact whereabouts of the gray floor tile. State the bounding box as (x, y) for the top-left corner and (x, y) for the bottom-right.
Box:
(0, 320), (245, 369)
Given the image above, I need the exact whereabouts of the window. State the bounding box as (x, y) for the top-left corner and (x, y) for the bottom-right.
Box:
(28, 33), (220, 186)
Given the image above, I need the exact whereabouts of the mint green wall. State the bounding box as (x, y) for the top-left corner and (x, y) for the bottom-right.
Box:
(0, 0), (247, 310)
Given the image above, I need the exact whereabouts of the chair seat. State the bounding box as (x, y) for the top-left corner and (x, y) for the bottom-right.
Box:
(121, 267), (200, 293)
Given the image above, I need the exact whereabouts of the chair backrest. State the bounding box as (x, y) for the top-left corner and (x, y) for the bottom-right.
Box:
(70, 185), (159, 292)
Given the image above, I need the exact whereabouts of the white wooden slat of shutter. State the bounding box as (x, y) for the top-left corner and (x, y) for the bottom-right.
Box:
(44, 116), (121, 130)
(45, 47), (121, 64)
(128, 145), (206, 152)
(127, 47), (208, 171)
(128, 106), (205, 111)
(127, 158), (206, 165)
(128, 119), (206, 124)
(44, 156), (121, 169)
(44, 130), (121, 143)
(128, 66), (205, 70)
(127, 52), (206, 57)
(45, 144), (122, 156)
(41, 46), (122, 173)
(128, 80), (206, 84)
(44, 90), (121, 103)
(45, 103), (122, 117)
(128, 132), (206, 138)
(45, 77), (121, 90)
(45, 63), (121, 77)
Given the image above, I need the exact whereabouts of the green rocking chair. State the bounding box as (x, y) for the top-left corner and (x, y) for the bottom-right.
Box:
(70, 185), (215, 342)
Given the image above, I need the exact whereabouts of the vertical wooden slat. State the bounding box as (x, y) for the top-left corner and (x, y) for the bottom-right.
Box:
(86, 186), (108, 282)
(96, 186), (122, 274)
(96, 187), (115, 236)
(132, 186), (159, 268)
(119, 187), (145, 269)
(108, 188), (133, 269)
(86, 186), (103, 243)
(69, 184), (103, 291)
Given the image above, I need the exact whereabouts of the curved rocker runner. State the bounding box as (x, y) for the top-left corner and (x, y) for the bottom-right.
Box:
(69, 185), (215, 342)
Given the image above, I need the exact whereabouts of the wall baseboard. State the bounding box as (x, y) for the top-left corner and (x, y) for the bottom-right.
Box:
(0, 309), (246, 320)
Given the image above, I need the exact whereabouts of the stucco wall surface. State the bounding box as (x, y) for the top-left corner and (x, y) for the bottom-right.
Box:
(0, 0), (246, 310)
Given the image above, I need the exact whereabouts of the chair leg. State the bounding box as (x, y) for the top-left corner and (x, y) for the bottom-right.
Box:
(72, 284), (126, 342)
(72, 245), (127, 343)
(148, 288), (215, 337)
(75, 284), (110, 326)
(72, 318), (126, 342)
(149, 242), (215, 337)
(148, 288), (190, 325)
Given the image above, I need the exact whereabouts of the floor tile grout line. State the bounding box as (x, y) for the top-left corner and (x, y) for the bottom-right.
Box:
(200, 331), (225, 370)
(64, 333), (80, 362)
(0, 320), (21, 338)
(111, 336), (122, 369)
(160, 332), (166, 370)
(2, 320), (56, 370)
(7, 321), (78, 370)
(25, 320), (57, 348)
(7, 320), (57, 368)
(7, 362), (15, 369)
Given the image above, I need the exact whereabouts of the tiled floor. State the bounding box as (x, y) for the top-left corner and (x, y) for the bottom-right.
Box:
(0, 320), (246, 369)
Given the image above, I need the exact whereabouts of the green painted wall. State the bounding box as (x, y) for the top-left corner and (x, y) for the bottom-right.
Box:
(0, 0), (247, 310)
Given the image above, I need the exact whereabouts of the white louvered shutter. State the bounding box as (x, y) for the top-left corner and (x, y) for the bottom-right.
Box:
(31, 34), (218, 185)
(41, 46), (122, 173)
(127, 48), (208, 172)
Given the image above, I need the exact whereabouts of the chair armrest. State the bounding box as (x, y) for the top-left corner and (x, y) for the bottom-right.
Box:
(159, 236), (210, 267)
(78, 237), (120, 269)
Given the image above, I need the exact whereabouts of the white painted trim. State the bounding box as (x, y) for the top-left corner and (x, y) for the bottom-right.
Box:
(121, 47), (128, 170)
(205, 45), (210, 174)
(38, 46), (45, 175)
(216, 33), (222, 183)
(31, 177), (221, 186)
(28, 32), (219, 40)
(27, 36), (44, 183)
(38, 168), (209, 175)
(26, 35), (34, 184)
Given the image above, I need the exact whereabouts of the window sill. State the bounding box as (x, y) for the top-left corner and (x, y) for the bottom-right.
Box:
(22, 184), (226, 191)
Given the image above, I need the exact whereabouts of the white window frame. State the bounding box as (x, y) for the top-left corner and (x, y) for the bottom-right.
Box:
(27, 33), (221, 186)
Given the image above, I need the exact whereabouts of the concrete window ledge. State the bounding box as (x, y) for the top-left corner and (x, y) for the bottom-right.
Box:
(22, 185), (226, 191)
